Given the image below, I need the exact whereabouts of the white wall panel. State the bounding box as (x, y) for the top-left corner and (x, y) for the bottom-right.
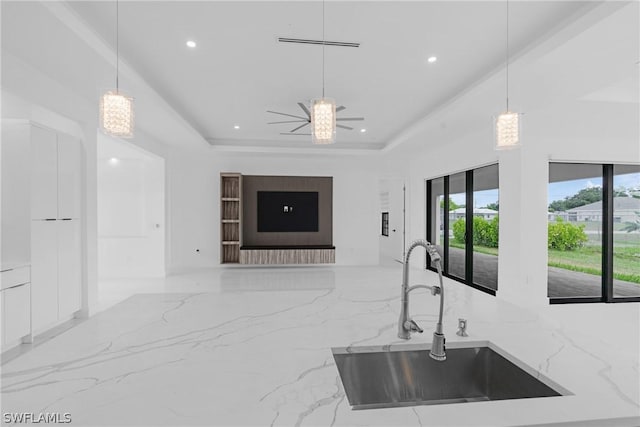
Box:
(31, 220), (58, 331)
(58, 219), (82, 316)
(31, 126), (58, 220)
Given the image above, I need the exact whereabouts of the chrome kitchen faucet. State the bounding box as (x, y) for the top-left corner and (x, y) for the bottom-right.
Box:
(398, 239), (446, 361)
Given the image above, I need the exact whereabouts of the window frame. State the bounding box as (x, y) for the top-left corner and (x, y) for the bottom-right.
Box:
(426, 164), (499, 296)
(548, 163), (640, 304)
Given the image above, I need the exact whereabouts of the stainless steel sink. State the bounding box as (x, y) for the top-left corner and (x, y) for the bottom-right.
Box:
(332, 342), (569, 410)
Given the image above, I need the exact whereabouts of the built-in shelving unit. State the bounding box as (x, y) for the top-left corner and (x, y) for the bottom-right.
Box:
(220, 173), (242, 263)
(220, 172), (335, 265)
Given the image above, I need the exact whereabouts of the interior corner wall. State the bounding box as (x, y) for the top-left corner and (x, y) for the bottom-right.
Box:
(376, 2), (639, 311)
(166, 149), (380, 270)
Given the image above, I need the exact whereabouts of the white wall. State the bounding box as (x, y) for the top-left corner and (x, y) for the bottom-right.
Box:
(378, 178), (407, 262)
(97, 134), (166, 278)
(167, 149), (380, 270)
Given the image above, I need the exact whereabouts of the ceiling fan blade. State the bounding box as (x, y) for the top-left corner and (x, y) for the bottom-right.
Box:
(336, 106), (346, 112)
(267, 120), (309, 124)
(336, 124), (353, 130)
(336, 117), (364, 121)
(297, 102), (311, 119)
(266, 110), (308, 120)
(290, 122), (310, 133)
(280, 133), (311, 136)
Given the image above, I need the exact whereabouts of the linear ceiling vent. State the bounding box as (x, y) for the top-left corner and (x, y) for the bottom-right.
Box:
(277, 37), (360, 48)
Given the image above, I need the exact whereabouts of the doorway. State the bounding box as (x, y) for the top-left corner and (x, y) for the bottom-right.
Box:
(97, 134), (165, 309)
(379, 178), (406, 263)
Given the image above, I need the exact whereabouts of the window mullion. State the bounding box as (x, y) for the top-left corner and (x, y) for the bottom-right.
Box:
(465, 171), (474, 286)
(444, 176), (450, 274)
(426, 180), (432, 269)
(603, 164), (614, 302)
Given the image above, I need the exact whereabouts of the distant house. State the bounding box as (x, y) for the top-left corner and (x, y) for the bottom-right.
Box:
(565, 197), (640, 222)
(450, 207), (498, 221)
(548, 211), (569, 222)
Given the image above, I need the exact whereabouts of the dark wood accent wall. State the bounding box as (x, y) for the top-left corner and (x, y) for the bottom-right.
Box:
(242, 176), (333, 247)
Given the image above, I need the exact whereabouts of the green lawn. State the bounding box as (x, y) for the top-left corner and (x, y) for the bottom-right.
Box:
(450, 240), (640, 284)
(549, 244), (640, 284)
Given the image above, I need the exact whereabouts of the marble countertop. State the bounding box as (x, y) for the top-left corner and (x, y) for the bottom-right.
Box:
(1, 265), (638, 426)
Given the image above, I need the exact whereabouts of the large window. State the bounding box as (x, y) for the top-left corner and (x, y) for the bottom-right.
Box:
(427, 164), (499, 295)
(548, 163), (640, 303)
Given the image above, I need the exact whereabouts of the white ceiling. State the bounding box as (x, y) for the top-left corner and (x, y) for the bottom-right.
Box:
(1, 1), (635, 153)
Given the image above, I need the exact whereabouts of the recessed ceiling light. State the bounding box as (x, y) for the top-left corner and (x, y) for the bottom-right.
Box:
(234, 125), (240, 130)
(186, 40), (197, 48)
(109, 157), (119, 165)
(360, 128), (366, 133)
(427, 56), (437, 63)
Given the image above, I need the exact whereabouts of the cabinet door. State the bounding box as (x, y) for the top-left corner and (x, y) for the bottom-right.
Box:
(58, 219), (81, 317)
(57, 135), (82, 219)
(3, 283), (31, 344)
(31, 220), (58, 331)
(31, 126), (58, 220)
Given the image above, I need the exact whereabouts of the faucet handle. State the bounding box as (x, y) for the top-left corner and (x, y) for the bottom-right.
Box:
(404, 319), (423, 333)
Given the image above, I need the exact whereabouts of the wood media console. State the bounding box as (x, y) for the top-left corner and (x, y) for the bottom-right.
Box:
(239, 246), (335, 265)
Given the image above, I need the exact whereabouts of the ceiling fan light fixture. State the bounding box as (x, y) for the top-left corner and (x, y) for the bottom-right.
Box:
(311, 98), (336, 144)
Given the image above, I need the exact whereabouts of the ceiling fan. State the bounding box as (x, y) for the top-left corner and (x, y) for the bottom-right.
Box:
(267, 102), (364, 135)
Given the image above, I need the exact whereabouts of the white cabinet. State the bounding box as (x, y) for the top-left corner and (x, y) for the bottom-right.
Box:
(30, 125), (83, 332)
(1, 266), (32, 348)
(3, 283), (31, 345)
(31, 220), (59, 331)
(1, 122), (32, 349)
(31, 125), (58, 220)
(57, 134), (82, 219)
(57, 219), (81, 316)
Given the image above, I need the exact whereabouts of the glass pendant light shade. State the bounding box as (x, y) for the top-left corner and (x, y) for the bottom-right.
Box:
(494, 111), (520, 150)
(311, 97), (336, 144)
(494, 0), (520, 151)
(100, 90), (134, 138)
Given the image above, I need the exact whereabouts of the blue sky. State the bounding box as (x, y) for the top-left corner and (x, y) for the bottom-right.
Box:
(448, 172), (640, 209)
(549, 172), (640, 202)
(548, 178), (602, 202)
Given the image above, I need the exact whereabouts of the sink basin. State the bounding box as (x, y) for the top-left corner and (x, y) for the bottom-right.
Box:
(332, 341), (568, 410)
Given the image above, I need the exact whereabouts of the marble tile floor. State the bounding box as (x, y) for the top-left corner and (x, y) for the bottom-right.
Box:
(1, 265), (639, 426)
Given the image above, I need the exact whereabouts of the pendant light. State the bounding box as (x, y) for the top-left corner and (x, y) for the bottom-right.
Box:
(311, 0), (336, 145)
(100, 0), (134, 138)
(495, 0), (520, 150)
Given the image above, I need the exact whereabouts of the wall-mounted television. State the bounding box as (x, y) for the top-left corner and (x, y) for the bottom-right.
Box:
(257, 191), (319, 232)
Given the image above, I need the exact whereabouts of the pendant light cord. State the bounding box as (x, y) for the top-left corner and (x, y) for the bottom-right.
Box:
(116, 0), (119, 92)
(505, 0), (509, 111)
(322, 0), (325, 98)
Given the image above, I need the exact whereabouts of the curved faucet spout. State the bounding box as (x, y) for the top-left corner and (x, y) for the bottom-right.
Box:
(398, 239), (446, 361)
